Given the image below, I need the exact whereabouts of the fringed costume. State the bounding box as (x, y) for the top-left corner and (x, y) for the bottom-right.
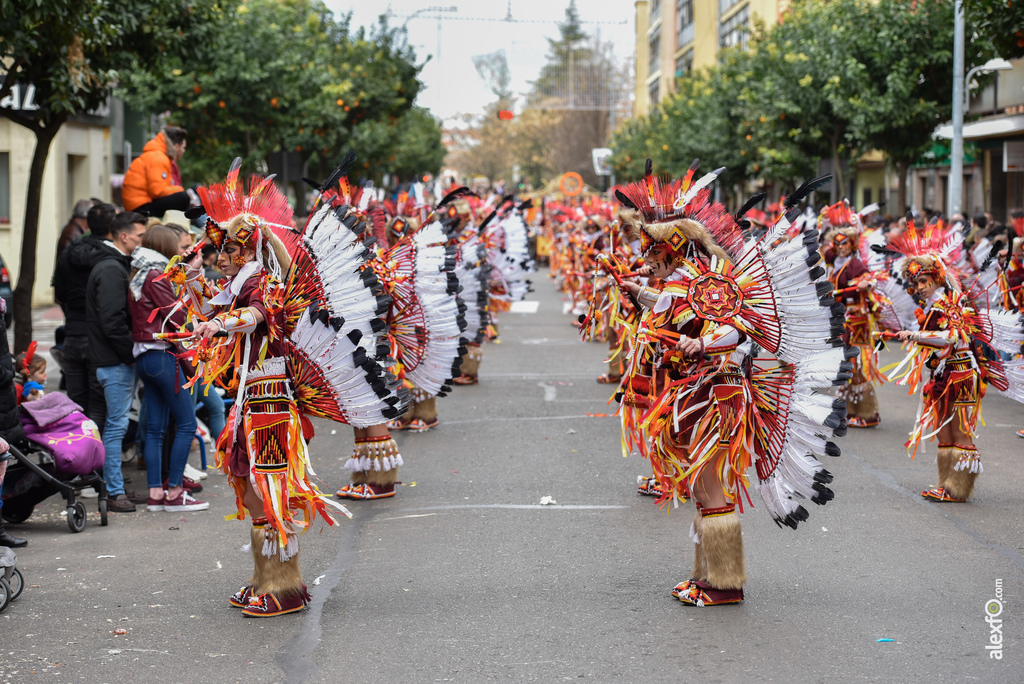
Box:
(614, 160), (849, 606)
(819, 201), (905, 428)
(170, 156), (406, 616)
(884, 216), (1024, 502)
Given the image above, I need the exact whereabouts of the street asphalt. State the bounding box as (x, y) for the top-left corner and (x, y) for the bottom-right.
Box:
(1, 269), (1021, 683)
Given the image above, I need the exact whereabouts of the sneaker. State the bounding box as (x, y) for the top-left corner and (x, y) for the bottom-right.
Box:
(183, 463), (208, 481)
(163, 490), (210, 512)
(147, 493), (165, 512)
(78, 486), (99, 499)
(163, 477), (203, 493)
(107, 494), (137, 513)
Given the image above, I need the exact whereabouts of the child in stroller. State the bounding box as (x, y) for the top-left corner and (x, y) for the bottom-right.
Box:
(1, 343), (108, 533)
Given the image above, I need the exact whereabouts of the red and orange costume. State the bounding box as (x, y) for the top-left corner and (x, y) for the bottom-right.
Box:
(614, 160), (848, 606)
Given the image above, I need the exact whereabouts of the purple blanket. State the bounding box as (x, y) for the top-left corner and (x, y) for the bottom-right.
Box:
(20, 393), (104, 476)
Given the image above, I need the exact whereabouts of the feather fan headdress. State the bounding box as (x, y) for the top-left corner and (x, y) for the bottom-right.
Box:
(196, 157), (293, 277)
(614, 158), (742, 261)
(883, 215), (964, 293)
(819, 200), (863, 248)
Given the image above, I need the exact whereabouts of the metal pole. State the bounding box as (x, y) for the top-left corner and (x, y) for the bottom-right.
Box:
(949, 0), (965, 219)
(436, 16), (442, 111)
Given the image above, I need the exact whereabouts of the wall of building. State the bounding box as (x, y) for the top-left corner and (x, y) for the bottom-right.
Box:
(635, 0), (785, 117)
(634, 1), (651, 117)
(0, 119), (112, 306)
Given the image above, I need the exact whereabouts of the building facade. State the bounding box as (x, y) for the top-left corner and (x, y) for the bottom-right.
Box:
(919, 59), (1024, 221)
(0, 94), (141, 308)
(634, 0), (788, 117)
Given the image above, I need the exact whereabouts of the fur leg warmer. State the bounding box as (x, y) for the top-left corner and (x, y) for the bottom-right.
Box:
(345, 435), (403, 486)
(460, 344), (483, 377)
(690, 509), (708, 583)
(945, 445), (982, 501)
(695, 507), (746, 591)
(936, 445), (955, 490)
(411, 396), (438, 422)
(251, 523), (303, 597)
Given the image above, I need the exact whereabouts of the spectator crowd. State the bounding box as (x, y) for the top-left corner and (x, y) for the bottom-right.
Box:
(0, 127), (224, 548)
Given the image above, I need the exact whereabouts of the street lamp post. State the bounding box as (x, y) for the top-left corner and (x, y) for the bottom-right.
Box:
(948, 0), (965, 220)
(948, 0), (1014, 219)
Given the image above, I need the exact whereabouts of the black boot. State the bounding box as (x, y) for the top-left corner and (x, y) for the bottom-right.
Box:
(0, 521), (27, 548)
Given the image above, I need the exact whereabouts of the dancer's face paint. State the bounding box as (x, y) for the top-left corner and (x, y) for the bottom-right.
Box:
(219, 242), (254, 277)
(914, 274), (939, 301)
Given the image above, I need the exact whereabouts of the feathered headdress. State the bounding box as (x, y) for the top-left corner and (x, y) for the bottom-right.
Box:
(196, 157), (293, 277)
(883, 215), (963, 293)
(21, 340), (37, 376)
(614, 159), (742, 261)
(818, 200), (858, 244)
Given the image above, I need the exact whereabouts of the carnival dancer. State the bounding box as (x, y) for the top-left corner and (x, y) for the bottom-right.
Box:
(171, 157), (406, 615)
(356, 199), (467, 436)
(450, 197), (488, 385)
(820, 201), (886, 427)
(885, 215), (1024, 501)
(612, 160), (848, 606)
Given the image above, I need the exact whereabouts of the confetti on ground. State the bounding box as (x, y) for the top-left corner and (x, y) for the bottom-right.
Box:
(539, 496), (557, 505)
(877, 638), (893, 643)
(96, 555), (115, 559)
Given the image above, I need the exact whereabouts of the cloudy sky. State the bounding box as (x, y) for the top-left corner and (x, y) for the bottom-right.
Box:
(326, 0), (637, 123)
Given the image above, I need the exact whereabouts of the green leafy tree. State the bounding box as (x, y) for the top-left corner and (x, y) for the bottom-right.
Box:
(120, 3), (429, 191)
(0, 0), (208, 351)
(826, 0), (994, 212)
(658, 50), (754, 193)
(965, 0), (1024, 60)
(739, 5), (864, 197)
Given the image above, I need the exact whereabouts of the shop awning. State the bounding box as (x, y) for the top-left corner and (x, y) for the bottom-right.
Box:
(934, 114), (1024, 140)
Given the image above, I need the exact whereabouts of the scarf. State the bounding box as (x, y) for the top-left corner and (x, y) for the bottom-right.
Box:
(129, 247), (170, 300)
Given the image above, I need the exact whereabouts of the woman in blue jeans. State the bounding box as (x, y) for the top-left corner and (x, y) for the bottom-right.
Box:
(129, 225), (207, 512)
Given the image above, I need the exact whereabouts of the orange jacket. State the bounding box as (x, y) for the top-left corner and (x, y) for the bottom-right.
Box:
(122, 132), (184, 211)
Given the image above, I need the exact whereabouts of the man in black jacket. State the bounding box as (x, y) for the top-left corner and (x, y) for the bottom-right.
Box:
(53, 202), (117, 428)
(0, 298), (27, 546)
(86, 212), (145, 513)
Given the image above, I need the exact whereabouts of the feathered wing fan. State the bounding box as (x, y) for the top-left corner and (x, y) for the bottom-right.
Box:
(738, 204), (850, 528)
(456, 235), (491, 344)
(281, 198), (408, 427)
(485, 207), (534, 305)
(380, 219), (468, 397)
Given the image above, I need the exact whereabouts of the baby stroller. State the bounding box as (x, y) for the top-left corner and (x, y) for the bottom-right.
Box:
(0, 393), (108, 533)
(0, 546), (23, 612)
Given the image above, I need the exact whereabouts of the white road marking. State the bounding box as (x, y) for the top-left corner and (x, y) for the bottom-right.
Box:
(400, 504), (628, 511)
(510, 300), (540, 313)
(538, 382), (557, 401)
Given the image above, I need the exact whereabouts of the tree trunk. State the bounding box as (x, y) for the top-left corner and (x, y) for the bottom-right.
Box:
(895, 159), (910, 216)
(13, 121), (62, 353)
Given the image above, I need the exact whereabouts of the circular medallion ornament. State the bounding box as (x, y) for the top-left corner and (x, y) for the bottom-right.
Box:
(559, 172), (584, 197)
(687, 272), (743, 322)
